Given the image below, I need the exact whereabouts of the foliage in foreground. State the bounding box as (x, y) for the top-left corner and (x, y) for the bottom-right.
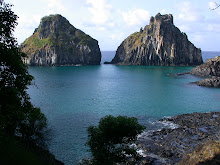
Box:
(0, 135), (47, 165)
(0, 0), (47, 146)
(86, 115), (146, 164)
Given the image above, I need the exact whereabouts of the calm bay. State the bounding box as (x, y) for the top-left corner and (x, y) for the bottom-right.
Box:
(27, 51), (220, 165)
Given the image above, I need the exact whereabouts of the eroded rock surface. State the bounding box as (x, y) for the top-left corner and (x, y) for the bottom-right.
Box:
(110, 13), (203, 66)
(195, 77), (220, 88)
(21, 14), (101, 66)
(190, 56), (220, 77)
(190, 56), (220, 87)
(137, 112), (220, 164)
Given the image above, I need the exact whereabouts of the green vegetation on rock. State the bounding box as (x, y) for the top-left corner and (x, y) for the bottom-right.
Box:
(23, 15), (96, 50)
(75, 30), (96, 47)
(21, 14), (101, 66)
(127, 31), (147, 50)
(23, 32), (52, 54)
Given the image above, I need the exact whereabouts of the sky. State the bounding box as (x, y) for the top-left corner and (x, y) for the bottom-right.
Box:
(5, 0), (220, 51)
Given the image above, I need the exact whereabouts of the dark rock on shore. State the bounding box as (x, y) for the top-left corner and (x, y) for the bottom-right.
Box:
(190, 56), (220, 77)
(195, 77), (220, 88)
(190, 56), (220, 87)
(137, 112), (220, 164)
(21, 14), (101, 66)
(103, 61), (112, 64)
(110, 13), (203, 66)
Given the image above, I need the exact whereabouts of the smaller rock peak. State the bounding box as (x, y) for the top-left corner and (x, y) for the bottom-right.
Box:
(152, 13), (173, 24)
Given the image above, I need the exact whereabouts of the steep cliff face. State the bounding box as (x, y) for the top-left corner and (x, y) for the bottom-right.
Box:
(21, 14), (101, 66)
(111, 13), (203, 66)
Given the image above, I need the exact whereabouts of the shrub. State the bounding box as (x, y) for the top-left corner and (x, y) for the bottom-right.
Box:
(87, 115), (145, 164)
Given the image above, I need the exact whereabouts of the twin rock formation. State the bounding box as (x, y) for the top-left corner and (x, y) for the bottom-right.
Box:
(22, 13), (203, 66)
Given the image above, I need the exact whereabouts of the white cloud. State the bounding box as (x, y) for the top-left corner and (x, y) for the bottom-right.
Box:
(122, 9), (150, 26)
(8, 0), (220, 51)
(174, 1), (206, 35)
(86, 0), (113, 25)
(176, 1), (204, 23)
(109, 33), (124, 41)
(160, 9), (166, 15)
(192, 34), (204, 44)
(209, 1), (219, 10)
(108, 22), (115, 27)
(98, 27), (106, 31)
(207, 23), (220, 32)
(46, 0), (66, 14)
(177, 25), (191, 33)
(14, 12), (44, 43)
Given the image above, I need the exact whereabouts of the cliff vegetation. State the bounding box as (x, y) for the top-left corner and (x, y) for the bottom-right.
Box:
(21, 14), (101, 66)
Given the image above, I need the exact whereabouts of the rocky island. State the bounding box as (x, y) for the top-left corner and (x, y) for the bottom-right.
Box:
(21, 14), (101, 66)
(108, 13), (203, 66)
(190, 56), (220, 87)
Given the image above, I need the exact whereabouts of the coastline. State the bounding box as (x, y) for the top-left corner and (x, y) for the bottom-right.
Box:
(137, 111), (220, 164)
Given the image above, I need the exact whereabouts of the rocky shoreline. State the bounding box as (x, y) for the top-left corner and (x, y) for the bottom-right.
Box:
(190, 56), (220, 88)
(176, 56), (220, 88)
(137, 112), (220, 164)
(195, 77), (220, 88)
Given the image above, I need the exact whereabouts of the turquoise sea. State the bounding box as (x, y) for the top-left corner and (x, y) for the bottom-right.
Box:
(28, 51), (220, 165)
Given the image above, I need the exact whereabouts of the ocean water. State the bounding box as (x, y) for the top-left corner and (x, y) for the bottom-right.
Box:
(202, 51), (219, 62)
(27, 51), (220, 165)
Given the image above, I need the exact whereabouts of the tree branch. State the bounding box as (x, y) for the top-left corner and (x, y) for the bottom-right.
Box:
(210, 2), (220, 10)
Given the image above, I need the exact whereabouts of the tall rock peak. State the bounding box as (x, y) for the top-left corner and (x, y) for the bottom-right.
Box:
(21, 14), (101, 66)
(153, 13), (173, 24)
(110, 13), (203, 66)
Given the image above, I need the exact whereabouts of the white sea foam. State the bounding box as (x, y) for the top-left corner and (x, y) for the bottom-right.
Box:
(148, 118), (179, 130)
(137, 130), (155, 139)
(138, 118), (179, 140)
(158, 120), (179, 129)
(137, 149), (169, 163)
(136, 149), (147, 157)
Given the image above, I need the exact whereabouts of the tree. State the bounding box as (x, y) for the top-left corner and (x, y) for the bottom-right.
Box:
(0, 0), (47, 145)
(87, 115), (146, 164)
(210, 2), (220, 10)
